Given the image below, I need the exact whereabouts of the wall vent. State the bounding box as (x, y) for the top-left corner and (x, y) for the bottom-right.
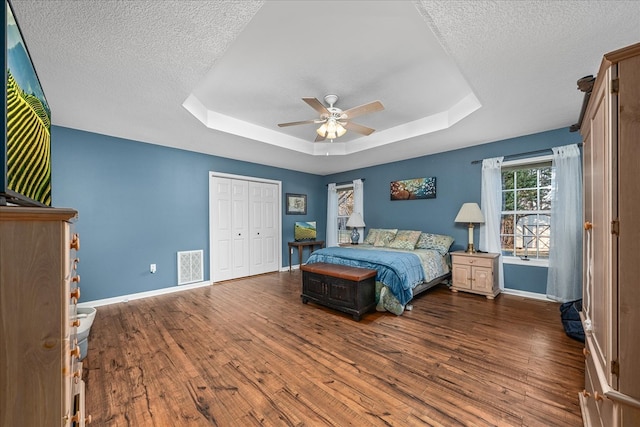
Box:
(177, 250), (204, 285)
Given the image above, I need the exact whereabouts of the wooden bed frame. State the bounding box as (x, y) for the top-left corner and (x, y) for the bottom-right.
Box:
(411, 272), (452, 298)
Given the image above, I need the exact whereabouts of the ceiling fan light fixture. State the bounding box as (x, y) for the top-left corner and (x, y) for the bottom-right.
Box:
(279, 94), (381, 142)
(317, 118), (346, 140)
(316, 123), (328, 137)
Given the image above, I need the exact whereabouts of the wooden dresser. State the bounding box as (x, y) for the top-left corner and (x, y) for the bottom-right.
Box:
(0, 206), (90, 426)
(579, 42), (640, 426)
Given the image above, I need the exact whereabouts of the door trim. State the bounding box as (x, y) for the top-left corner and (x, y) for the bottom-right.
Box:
(209, 171), (282, 282)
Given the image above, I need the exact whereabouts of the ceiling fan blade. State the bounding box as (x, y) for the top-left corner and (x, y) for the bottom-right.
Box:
(342, 100), (384, 120)
(278, 119), (323, 127)
(302, 97), (330, 115)
(314, 133), (326, 142)
(344, 121), (375, 136)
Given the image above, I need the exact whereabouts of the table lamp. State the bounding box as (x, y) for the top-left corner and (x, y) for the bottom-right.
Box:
(346, 212), (365, 244)
(454, 202), (485, 253)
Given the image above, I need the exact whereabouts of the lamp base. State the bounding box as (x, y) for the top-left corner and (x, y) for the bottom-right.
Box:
(465, 243), (477, 253)
(350, 228), (360, 245)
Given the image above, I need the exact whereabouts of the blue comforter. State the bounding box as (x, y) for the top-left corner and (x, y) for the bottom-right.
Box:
(306, 247), (425, 305)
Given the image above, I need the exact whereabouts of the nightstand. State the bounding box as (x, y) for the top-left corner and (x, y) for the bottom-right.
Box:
(450, 251), (500, 299)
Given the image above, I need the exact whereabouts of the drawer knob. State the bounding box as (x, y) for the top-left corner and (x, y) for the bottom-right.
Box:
(584, 221), (593, 230)
(594, 391), (604, 402)
(70, 233), (80, 250)
(71, 319), (81, 328)
(583, 347), (590, 357)
(72, 275), (81, 283)
(70, 288), (81, 301)
(71, 346), (81, 359)
(86, 414), (93, 424)
(582, 389), (591, 398)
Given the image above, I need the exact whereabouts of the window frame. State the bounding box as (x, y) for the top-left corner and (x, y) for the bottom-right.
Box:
(336, 184), (354, 244)
(500, 155), (553, 267)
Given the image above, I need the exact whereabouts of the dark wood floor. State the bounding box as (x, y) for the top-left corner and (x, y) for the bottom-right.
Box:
(83, 270), (585, 426)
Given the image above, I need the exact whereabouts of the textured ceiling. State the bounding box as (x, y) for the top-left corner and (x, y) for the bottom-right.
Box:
(9, 0), (640, 175)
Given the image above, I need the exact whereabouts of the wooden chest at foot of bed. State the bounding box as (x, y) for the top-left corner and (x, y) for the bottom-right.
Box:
(300, 262), (377, 321)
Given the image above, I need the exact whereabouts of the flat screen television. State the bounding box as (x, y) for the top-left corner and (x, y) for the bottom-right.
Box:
(294, 221), (316, 241)
(1, 0), (52, 206)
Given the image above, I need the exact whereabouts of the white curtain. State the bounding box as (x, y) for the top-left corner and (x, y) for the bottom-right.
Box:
(546, 144), (582, 302)
(353, 179), (364, 243)
(479, 157), (505, 290)
(326, 183), (338, 247)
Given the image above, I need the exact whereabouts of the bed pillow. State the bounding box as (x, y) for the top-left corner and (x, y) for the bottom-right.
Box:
(387, 230), (422, 250)
(416, 232), (454, 255)
(363, 228), (381, 245)
(373, 229), (398, 247)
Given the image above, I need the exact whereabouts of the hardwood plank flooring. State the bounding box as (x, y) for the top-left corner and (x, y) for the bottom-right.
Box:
(84, 270), (585, 426)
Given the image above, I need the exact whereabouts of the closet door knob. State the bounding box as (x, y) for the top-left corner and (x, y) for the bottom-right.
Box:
(584, 221), (593, 230)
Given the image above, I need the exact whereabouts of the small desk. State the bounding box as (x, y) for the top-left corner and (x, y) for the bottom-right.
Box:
(288, 240), (325, 272)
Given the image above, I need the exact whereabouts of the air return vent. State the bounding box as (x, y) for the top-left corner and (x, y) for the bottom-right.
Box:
(177, 250), (203, 285)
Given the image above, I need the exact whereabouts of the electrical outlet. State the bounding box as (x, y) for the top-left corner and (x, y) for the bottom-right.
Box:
(150, 263), (157, 273)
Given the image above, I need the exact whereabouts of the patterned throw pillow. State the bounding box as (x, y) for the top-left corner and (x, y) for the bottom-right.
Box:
(363, 228), (381, 245)
(415, 233), (455, 255)
(387, 230), (422, 249)
(373, 229), (398, 247)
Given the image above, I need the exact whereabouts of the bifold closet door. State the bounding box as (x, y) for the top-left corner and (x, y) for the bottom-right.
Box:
(211, 177), (249, 282)
(249, 181), (278, 276)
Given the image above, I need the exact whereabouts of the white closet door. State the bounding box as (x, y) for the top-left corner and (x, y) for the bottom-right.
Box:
(211, 178), (249, 281)
(231, 179), (250, 278)
(249, 181), (278, 275)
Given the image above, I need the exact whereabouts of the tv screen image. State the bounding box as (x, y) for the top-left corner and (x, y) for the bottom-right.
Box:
(294, 221), (316, 241)
(4, 0), (52, 206)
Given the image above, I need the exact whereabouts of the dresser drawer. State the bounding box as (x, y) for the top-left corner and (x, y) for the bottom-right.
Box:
(452, 255), (493, 268)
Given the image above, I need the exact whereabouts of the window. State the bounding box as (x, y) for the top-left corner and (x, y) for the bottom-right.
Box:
(337, 185), (353, 244)
(501, 157), (553, 263)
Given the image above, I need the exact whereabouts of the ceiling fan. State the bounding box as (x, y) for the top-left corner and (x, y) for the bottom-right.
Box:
(278, 94), (384, 142)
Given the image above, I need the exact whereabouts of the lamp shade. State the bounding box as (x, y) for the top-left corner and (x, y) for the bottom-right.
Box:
(346, 212), (365, 228)
(454, 203), (485, 224)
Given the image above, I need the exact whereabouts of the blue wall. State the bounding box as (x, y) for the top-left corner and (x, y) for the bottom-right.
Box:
(51, 126), (325, 301)
(324, 127), (582, 291)
(51, 125), (580, 302)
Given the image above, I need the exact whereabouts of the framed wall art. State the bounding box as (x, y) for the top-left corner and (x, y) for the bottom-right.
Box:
(286, 193), (307, 215)
(390, 177), (436, 200)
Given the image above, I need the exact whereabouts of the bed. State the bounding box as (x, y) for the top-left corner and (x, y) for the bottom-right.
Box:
(305, 229), (453, 315)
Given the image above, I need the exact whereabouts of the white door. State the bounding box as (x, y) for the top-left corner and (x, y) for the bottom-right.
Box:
(211, 177), (249, 281)
(231, 180), (250, 278)
(249, 181), (278, 275)
(210, 172), (281, 283)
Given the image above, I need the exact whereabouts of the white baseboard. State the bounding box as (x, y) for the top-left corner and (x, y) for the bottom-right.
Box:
(77, 280), (211, 308)
(501, 288), (553, 301)
(77, 276), (552, 309)
(280, 265), (300, 272)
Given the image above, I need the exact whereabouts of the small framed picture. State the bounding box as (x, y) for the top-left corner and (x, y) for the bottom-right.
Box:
(286, 193), (307, 215)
